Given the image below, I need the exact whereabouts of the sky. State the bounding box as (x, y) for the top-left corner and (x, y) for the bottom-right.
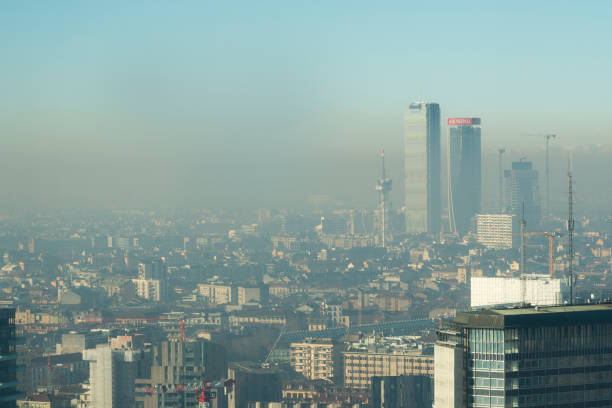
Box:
(1, 1), (611, 210)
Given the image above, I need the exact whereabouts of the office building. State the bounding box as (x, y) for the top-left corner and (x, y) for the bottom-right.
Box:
(404, 102), (441, 234)
(290, 339), (334, 381)
(343, 335), (433, 390)
(448, 118), (482, 235)
(471, 275), (565, 308)
(372, 375), (432, 408)
(435, 304), (612, 407)
(504, 159), (541, 231)
(83, 343), (143, 408)
(0, 309), (20, 407)
(198, 284), (233, 305)
(472, 214), (513, 250)
(227, 362), (282, 408)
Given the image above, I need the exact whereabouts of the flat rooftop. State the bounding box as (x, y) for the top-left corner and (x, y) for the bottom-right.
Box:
(454, 303), (612, 329)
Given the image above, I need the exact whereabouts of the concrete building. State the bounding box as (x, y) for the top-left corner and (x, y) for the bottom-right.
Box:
(371, 375), (432, 408)
(136, 340), (227, 408)
(227, 363), (282, 408)
(404, 102), (441, 234)
(290, 339), (334, 381)
(471, 275), (564, 308)
(448, 117), (482, 236)
(133, 278), (164, 302)
(343, 336), (433, 390)
(0, 308), (20, 407)
(82, 343), (143, 408)
(234, 287), (261, 305)
(435, 304), (612, 407)
(472, 214), (512, 250)
(198, 284), (233, 305)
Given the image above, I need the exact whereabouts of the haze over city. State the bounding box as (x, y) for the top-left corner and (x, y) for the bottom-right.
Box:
(2, 1), (611, 210)
(2, 3), (612, 408)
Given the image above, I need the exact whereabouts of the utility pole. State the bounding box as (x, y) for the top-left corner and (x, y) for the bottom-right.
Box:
(498, 148), (506, 212)
(545, 135), (556, 219)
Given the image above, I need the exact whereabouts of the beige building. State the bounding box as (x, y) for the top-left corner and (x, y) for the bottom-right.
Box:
(343, 336), (434, 390)
(290, 339), (334, 381)
(198, 283), (232, 305)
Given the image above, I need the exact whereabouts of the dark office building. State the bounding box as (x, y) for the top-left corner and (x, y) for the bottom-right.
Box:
(0, 309), (19, 407)
(448, 118), (482, 236)
(371, 374), (432, 408)
(504, 159), (541, 233)
(227, 362), (282, 408)
(435, 304), (612, 407)
(404, 102), (441, 234)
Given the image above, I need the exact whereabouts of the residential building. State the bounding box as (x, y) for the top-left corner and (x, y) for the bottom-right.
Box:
(290, 339), (334, 381)
(198, 284), (233, 305)
(448, 117), (482, 236)
(472, 214), (513, 250)
(82, 343), (143, 408)
(343, 336), (433, 390)
(435, 304), (612, 407)
(404, 102), (441, 234)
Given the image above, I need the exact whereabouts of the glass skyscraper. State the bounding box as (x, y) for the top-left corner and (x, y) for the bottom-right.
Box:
(504, 159), (541, 239)
(448, 118), (482, 236)
(404, 102), (441, 234)
(435, 304), (612, 407)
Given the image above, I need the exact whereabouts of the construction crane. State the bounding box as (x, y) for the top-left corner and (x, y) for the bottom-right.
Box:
(513, 230), (561, 277)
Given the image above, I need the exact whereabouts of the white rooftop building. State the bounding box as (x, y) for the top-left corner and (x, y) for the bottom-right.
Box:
(471, 275), (565, 308)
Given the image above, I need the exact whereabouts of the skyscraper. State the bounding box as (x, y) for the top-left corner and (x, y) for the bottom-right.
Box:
(448, 117), (481, 235)
(504, 159), (541, 230)
(404, 102), (441, 234)
(435, 304), (612, 407)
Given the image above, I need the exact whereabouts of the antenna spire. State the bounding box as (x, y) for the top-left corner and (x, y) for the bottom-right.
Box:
(567, 156), (575, 304)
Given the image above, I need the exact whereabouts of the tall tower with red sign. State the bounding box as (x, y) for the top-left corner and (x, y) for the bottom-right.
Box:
(404, 102), (441, 234)
(448, 117), (482, 236)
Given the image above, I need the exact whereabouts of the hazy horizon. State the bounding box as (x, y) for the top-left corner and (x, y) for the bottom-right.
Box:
(2, 2), (611, 211)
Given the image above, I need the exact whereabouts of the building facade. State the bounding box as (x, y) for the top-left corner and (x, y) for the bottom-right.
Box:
(504, 160), (541, 232)
(343, 336), (433, 390)
(371, 375), (432, 408)
(82, 344), (143, 408)
(448, 118), (482, 236)
(290, 339), (334, 381)
(435, 304), (612, 407)
(473, 214), (513, 250)
(404, 102), (441, 234)
(470, 275), (564, 308)
(0, 308), (19, 407)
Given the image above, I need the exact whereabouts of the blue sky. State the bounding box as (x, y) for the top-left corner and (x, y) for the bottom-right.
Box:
(1, 1), (611, 208)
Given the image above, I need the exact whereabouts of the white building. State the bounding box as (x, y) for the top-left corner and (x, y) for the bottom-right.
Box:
(82, 344), (142, 408)
(198, 283), (232, 305)
(290, 339), (334, 381)
(472, 214), (512, 249)
(471, 275), (564, 308)
(434, 332), (464, 408)
(133, 278), (163, 302)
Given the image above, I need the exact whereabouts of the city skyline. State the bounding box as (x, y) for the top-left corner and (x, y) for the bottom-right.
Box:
(1, 2), (611, 210)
